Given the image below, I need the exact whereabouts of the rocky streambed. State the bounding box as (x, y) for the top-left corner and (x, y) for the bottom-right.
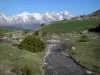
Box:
(44, 39), (87, 75)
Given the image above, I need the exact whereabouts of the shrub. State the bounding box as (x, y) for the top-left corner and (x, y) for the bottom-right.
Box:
(8, 33), (12, 38)
(18, 36), (45, 52)
(41, 23), (45, 27)
(80, 15), (85, 17)
(41, 31), (47, 36)
(78, 35), (89, 42)
(63, 19), (67, 21)
(23, 30), (30, 34)
(33, 30), (39, 36)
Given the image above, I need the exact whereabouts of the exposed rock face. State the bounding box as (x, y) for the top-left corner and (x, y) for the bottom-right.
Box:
(44, 38), (87, 75)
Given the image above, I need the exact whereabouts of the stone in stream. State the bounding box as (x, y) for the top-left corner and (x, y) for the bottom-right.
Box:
(44, 39), (87, 75)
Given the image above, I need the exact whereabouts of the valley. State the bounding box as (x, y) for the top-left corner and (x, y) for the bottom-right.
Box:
(0, 10), (100, 75)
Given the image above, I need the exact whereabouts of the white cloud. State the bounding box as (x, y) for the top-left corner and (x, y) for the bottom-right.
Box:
(0, 11), (73, 29)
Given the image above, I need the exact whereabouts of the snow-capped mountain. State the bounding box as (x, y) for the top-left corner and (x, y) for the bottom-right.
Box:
(0, 11), (73, 29)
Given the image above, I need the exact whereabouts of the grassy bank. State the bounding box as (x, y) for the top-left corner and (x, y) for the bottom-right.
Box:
(0, 43), (44, 75)
(71, 39), (100, 75)
(56, 32), (100, 75)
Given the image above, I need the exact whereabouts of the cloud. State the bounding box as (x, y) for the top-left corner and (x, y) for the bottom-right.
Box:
(0, 11), (73, 29)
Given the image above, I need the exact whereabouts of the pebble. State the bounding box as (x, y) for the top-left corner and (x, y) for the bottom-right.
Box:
(10, 53), (12, 56)
(86, 70), (94, 75)
(71, 46), (76, 50)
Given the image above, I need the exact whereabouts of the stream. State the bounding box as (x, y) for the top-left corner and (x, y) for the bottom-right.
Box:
(44, 39), (87, 75)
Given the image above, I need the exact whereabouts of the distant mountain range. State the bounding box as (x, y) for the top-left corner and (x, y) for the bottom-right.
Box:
(0, 10), (99, 29)
(0, 11), (73, 29)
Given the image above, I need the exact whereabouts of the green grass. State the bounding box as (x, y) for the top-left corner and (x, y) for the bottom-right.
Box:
(41, 18), (100, 74)
(0, 43), (44, 75)
(71, 39), (100, 73)
(58, 33), (100, 74)
(0, 18), (100, 74)
(50, 32), (100, 74)
(41, 19), (99, 33)
(0, 28), (17, 33)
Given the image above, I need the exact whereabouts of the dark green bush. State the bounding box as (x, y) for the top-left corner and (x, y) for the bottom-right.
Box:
(78, 35), (89, 42)
(41, 31), (47, 36)
(18, 36), (45, 52)
(41, 23), (45, 27)
(33, 30), (39, 36)
(23, 30), (30, 34)
(63, 19), (67, 21)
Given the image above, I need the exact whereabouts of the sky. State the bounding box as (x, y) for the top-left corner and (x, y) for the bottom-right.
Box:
(0, 0), (100, 16)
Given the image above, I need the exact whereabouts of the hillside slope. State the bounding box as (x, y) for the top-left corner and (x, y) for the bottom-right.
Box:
(41, 19), (99, 33)
(0, 27), (18, 33)
(88, 10), (100, 17)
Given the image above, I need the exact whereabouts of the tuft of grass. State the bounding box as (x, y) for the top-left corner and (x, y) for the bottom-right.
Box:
(78, 35), (89, 42)
(33, 30), (39, 36)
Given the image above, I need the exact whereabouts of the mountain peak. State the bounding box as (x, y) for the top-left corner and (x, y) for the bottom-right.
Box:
(63, 11), (70, 15)
(17, 12), (30, 16)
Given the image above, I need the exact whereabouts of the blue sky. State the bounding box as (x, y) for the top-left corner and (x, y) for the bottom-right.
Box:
(0, 0), (100, 16)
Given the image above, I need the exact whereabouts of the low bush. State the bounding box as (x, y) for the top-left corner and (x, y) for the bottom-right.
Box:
(33, 30), (39, 36)
(23, 30), (30, 34)
(41, 23), (45, 27)
(18, 36), (45, 52)
(41, 31), (47, 36)
(78, 35), (89, 42)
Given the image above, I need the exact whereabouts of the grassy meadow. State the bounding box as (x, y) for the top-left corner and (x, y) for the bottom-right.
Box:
(0, 28), (17, 33)
(0, 43), (44, 75)
(41, 19), (99, 33)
